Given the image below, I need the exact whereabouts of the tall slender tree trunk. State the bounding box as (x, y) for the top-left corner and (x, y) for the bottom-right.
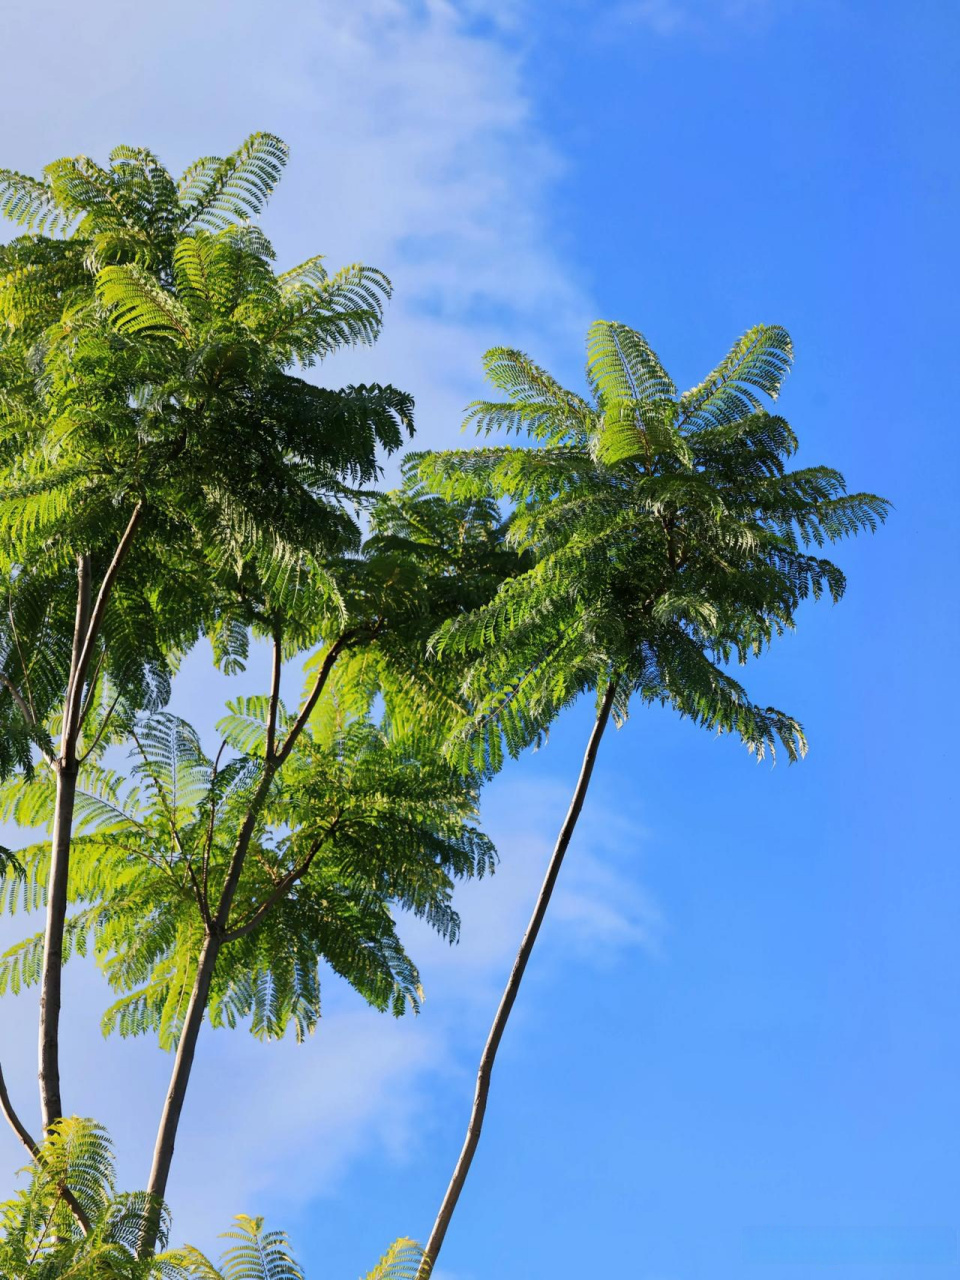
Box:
(37, 555), (90, 1132)
(140, 797), (275, 1255)
(418, 679), (619, 1278)
(139, 815), (266, 1256)
(142, 802), (268, 1233)
(139, 633), (349, 1257)
(144, 931), (221, 1215)
(36, 509), (142, 1132)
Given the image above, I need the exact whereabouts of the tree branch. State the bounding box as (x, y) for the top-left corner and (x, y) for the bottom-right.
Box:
(7, 595), (38, 725)
(220, 827), (334, 944)
(64, 503), (143, 747)
(274, 630), (355, 769)
(129, 728), (183, 855)
(77, 685), (123, 765)
(1, 674), (37, 729)
(211, 631), (352, 931)
(59, 556), (91, 760)
(143, 632), (357, 1247)
(0, 1062), (91, 1236)
(0, 672), (55, 768)
(264, 627), (283, 763)
(75, 650), (106, 734)
(0, 1060), (40, 1159)
(201, 740), (228, 912)
(184, 858), (216, 935)
(129, 726), (215, 934)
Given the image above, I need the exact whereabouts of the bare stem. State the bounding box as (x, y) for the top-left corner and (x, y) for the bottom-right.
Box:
(38, 506), (144, 1132)
(264, 628), (283, 762)
(0, 1062), (91, 1236)
(220, 830), (331, 944)
(417, 680), (619, 1278)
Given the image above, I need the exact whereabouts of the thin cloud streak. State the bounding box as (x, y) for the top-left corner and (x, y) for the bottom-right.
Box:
(599, 0), (782, 39)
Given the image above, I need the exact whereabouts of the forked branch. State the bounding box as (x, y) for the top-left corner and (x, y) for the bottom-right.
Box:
(0, 1062), (91, 1236)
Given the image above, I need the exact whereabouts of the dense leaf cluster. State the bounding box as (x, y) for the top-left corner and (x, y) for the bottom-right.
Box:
(416, 321), (889, 771)
(0, 134), (413, 777)
(1, 700), (494, 1042)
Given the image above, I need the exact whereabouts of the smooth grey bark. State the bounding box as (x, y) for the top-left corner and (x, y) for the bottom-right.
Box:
(418, 679), (619, 1278)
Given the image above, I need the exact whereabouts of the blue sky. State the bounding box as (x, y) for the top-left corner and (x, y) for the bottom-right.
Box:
(1, 1), (958, 1277)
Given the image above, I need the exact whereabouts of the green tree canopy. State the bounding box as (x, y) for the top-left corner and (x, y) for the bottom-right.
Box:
(0, 133), (413, 770)
(419, 321), (888, 770)
(0, 132), (416, 1141)
(0, 696), (494, 1045)
(413, 319), (890, 1275)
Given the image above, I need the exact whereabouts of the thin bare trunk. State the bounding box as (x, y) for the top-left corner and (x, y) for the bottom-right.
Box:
(37, 504), (144, 1132)
(37, 556), (89, 1133)
(418, 679), (618, 1278)
(142, 931), (221, 1224)
(37, 767), (79, 1132)
(140, 815), (267, 1250)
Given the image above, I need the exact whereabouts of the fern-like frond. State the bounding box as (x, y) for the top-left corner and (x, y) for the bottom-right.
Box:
(179, 133), (289, 231)
(587, 319), (676, 406)
(362, 1239), (424, 1280)
(216, 1214), (304, 1280)
(0, 169), (69, 234)
(97, 263), (193, 338)
(680, 323), (793, 428)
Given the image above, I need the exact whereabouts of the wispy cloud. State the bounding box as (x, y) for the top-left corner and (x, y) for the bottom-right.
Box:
(603, 0), (781, 39)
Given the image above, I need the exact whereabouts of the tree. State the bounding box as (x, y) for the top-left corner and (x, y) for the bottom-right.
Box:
(0, 136), (538, 1264)
(0, 134), (409, 1140)
(412, 320), (890, 1272)
(120, 479), (521, 1242)
(0, 1115), (423, 1279)
(0, 464), (523, 1256)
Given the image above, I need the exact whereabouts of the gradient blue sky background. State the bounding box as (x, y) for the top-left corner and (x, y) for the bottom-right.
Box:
(1, 1), (958, 1277)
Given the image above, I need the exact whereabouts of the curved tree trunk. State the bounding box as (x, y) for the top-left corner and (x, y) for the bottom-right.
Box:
(418, 679), (619, 1278)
